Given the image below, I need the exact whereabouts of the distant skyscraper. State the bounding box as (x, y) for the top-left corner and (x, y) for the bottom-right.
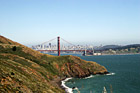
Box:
(49, 43), (51, 48)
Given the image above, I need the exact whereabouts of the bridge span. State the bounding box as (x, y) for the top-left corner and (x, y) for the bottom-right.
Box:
(34, 36), (93, 56)
(37, 50), (92, 52)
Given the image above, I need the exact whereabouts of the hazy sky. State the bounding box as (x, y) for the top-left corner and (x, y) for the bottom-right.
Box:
(0, 0), (140, 46)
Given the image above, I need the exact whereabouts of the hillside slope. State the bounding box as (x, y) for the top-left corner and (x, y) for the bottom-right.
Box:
(0, 35), (108, 92)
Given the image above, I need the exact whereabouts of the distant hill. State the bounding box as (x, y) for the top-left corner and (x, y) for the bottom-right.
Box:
(115, 44), (140, 50)
(96, 45), (121, 50)
(94, 44), (140, 55)
(95, 44), (140, 51)
(0, 35), (107, 92)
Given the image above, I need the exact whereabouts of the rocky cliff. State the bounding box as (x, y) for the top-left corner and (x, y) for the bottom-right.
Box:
(0, 35), (108, 93)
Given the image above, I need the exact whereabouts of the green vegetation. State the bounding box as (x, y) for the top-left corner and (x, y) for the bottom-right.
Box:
(0, 35), (107, 92)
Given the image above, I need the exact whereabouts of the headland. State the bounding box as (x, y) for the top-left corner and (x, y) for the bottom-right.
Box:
(0, 35), (108, 92)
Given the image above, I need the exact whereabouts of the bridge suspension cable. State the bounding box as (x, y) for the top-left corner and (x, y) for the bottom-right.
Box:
(61, 38), (76, 46)
(41, 37), (56, 45)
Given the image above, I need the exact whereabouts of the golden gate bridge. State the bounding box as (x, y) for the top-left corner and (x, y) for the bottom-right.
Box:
(33, 36), (94, 56)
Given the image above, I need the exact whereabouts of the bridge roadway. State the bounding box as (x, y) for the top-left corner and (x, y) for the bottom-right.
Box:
(37, 50), (93, 52)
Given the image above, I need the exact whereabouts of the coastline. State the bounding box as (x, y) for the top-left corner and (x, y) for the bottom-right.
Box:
(86, 53), (140, 56)
(52, 77), (73, 93)
(61, 78), (73, 93)
(60, 72), (115, 93)
(102, 53), (140, 55)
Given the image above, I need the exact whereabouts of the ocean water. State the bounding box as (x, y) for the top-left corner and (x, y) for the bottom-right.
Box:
(45, 53), (82, 56)
(65, 54), (140, 93)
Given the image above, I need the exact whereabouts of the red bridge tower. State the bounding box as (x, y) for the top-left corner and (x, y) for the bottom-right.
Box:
(57, 36), (60, 56)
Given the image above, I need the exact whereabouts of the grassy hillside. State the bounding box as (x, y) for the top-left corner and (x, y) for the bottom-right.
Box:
(0, 35), (107, 93)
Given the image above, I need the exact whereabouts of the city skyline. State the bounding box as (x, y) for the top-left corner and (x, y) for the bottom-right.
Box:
(0, 0), (140, 46)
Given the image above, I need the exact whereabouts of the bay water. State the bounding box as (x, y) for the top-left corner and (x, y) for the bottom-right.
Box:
(65, 54), (140, 93)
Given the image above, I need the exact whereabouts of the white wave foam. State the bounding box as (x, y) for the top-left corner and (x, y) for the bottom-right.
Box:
(73, 87), (80, 92)
(106, 73), (115, 75)
(61, 73), (115, 93)
(84, 75), (94, 79)
(61, 78), (73, 93)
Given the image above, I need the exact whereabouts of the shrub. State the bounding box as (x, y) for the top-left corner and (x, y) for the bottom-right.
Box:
(12, 46), (17, 51)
